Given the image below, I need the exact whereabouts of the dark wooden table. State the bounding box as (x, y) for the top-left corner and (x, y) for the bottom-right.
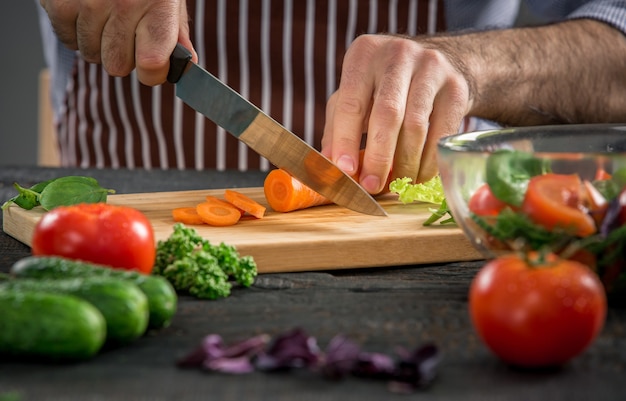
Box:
(1, 166), (625, 401)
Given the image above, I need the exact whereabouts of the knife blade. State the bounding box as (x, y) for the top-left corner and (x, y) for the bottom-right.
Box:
(167, 44), (386, 216)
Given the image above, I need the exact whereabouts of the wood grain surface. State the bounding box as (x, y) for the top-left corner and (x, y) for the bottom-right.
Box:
(2, 187), (483, 273)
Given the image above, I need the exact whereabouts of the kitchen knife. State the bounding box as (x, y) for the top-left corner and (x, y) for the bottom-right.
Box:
(167, 44), (386, 217)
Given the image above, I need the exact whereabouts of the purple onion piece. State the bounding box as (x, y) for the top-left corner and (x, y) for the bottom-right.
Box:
(221, 334), (271, 358)
(177, 333), (270, 370)
(201, 334), (226, 358)
(204, 356), (256, 374)
(177, 329), (440, 394)
(254, 328), (321, 371)
(352, 351), (396, 379)
(177, 345), (208, 368)
(391, 343), (440, 389)
(600, 197), (621, 237)
(322, 335), (362, 379)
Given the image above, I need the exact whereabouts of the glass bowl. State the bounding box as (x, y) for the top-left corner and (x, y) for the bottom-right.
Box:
(437, 124), (626, 298)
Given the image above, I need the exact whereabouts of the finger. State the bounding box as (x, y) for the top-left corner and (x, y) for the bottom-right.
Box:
(177, 0), (198, 63)
(360, 81), (409, 193)
(328, 35), (378, 177)
(133, 3), (182, 85)
(75, 1), (111, 63)
(360, 41), (418, 194)
(321, 92), (338, 159)
(391, 99), (430, 183)
(323, 84), (370, 161)
(418, 77), (469, 183)
(41, 0), (80, 50)
(100, 2), (140, 77)
(391, 52), (444, 182)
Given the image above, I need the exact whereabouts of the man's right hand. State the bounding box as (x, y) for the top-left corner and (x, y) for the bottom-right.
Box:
(40, 0), (197, 85)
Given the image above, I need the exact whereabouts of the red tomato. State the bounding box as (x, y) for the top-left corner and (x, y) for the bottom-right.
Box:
(32, 203), (156, 274)
(521, 173), (596, 237)
(469, 253), (607, 368)
(468, 184), (508, 216)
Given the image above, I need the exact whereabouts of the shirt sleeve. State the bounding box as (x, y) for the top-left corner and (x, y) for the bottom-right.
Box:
(523, 1), (626, 34)
(567, 1), (626, 34)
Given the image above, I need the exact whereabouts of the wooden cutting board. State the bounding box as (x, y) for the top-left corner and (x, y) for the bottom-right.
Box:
(2, 187), (483, 273)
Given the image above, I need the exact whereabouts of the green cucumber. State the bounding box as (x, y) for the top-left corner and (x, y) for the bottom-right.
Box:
(0, 289), (106, 360)
(11, 256), (177, 329)
(1, 276), (149, 345)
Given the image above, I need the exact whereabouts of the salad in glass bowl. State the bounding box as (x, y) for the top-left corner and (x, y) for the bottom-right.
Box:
(435, 124), (626, 303)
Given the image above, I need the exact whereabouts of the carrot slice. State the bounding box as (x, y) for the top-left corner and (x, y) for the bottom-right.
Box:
(172, 206), (205, 225)
(205, 195), (245, 216)
(205, 195), (227, 203)
(196, 201), (241, 226)
(224, 189), (266, 219)
(263, 169), (332, 212)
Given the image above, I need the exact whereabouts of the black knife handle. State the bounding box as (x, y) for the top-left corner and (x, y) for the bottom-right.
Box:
(167, 43), (193, 84)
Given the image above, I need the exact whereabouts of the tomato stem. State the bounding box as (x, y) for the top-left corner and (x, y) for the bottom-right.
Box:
(521, 248), (557, 269)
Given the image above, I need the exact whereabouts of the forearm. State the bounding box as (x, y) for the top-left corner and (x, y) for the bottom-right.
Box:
(421, 19), (626, 126)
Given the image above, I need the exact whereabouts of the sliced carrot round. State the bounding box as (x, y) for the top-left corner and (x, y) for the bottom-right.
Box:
(224, 189), (266, 219)
(205, 195), (245, 216)
(172, 206), (205, 225)
(196, 201), (241, 226)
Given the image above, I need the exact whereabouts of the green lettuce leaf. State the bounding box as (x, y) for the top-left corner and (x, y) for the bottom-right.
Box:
(389, 176), (454, 225)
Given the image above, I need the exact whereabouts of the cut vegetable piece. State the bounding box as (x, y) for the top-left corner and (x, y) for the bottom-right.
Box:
(468, 183), (508, 217)
(196, 201), (242, 226)
(224, 189), (266, 219)
(521, 173), (596, 237)
(172, 207), (205, 225)
(264, 169), (332, 212)
(205, 195), (245, 216)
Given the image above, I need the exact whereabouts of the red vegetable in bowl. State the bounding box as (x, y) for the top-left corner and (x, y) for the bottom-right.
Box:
(468, 183), (508, 217)
(521, 173), (596, 237)
(462, 150), (626, 302)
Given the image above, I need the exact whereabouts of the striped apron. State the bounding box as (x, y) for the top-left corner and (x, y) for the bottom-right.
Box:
(57, 0), (446, 170)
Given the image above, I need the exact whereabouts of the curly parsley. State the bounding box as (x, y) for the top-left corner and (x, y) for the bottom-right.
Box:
(154, 223), (258, 299)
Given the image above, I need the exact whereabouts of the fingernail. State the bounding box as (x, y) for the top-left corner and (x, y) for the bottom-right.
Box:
(361, 175), (381, 194)
(336, 155), (355, 174)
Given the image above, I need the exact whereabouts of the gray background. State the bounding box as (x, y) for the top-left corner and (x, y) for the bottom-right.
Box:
(0, 0), (45, 166)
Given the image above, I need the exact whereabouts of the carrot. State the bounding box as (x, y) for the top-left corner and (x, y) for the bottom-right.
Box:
(263, 168), (332, 212)
(172, 206), (205, 225)
(224, 189), (266, 219)
(205, 195), (228, 204)
(196, 201), (241, 226)
(263, 149), (396, 213)
(204, 194), (246, 216)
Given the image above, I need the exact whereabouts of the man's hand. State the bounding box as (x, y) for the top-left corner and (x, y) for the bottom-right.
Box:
(322, 34), (471, 194)
(323, 20), (626, 195)
(39, 0), (197, 85)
